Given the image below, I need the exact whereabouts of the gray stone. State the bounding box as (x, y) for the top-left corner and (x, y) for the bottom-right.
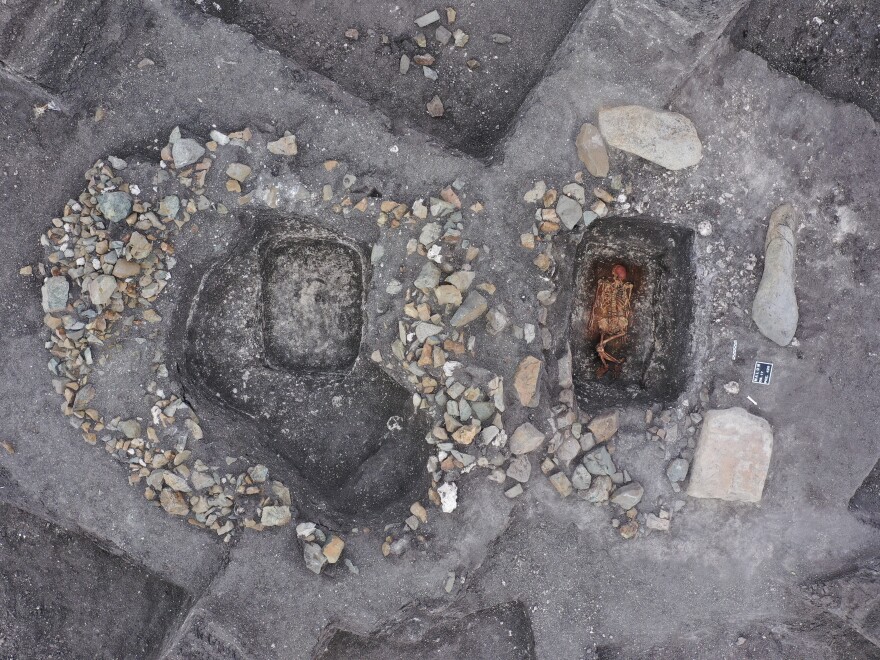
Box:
(163, 472), (192, 493)
(752, 204), (799, 346)
(556, 194), (583, 230)
(415, 10), (440, 27)
(303, 542), (327, 574)
(414, 262), (441, 290)
(41, 276), (69, 312)
(260, 505), (291, 527)
(506, 455), (531, 483)
(610, 482), (644, 510)
(509, 423), (545, 455)
(576, 123), (610, 177)
(159, 195), (180, 219)
(470, 401), (496, 422)
(571, 464), (592, 490)
(97, 191), (132, 223)
(450, 292), (488, 327)
(419, 222), (442, 246)
(584, 475), (612, 503)
(171, 138), (205, 168)
(666, 458), (689, 483)
(645, 513), (670, 531)
(435, 26), (452, 45)
(558, 348), (573, 389)
(583, 446), (616, 476)
(486, 307), (508, 335)
(107, 156), (127, 170)
(688, 407), (773, 503)
(414, 322), (443, 342)
(426, 96), (444, 118)
(119, 420), (141, 439)
(88, 274), (117, 306)
(492, 33), (511, 44)
(597, 105), (702, 170)
(549, 472), (573, 497)
(556, 437), (580, 465)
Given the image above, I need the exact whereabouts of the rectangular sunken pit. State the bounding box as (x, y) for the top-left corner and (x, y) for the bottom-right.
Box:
(569, 218), (695, 408)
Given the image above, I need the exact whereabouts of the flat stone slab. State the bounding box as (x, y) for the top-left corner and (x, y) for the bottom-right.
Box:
(688, 407), (773, 503)
(598, 105), (702, 170)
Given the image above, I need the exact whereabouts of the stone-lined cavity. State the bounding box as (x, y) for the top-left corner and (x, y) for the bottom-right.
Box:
(262, 238), (363, 373)
(0, 503), (190, 658)
(182, 219), (429, 522)
(569, 218), (695, 408)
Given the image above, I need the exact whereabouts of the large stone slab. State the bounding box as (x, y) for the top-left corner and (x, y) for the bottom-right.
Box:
(688, 407), (773, 503)
(752, 203), (799, 346)
(597, 105), (702, 170)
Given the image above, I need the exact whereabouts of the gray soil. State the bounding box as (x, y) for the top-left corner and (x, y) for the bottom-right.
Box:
(1, 0), (880, 658)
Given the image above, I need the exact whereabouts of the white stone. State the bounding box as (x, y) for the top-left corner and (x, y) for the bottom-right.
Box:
(598, 105), (702, 170)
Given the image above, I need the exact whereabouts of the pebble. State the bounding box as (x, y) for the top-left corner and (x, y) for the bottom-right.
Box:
(723, 381), (740, 395)
(549, 472), (573, 497)
(610, 482), (643, 510)
(588, 410), (619, 443)
(438, 482), (458, 512)
(513, 356), (542, 408)
(260, 505), (292, 526)
(666, 458), (690, 483)
(435, 284), (463, 306)
(159, 195), (180, 219)
(698, 220), (712, 236)
(509, 423), (545, 455)
(400, 54), (411, 74)
(41, 276), (69, 312)
(97, 191), (132, 223)
(426, 96), (445, 118)
(556, 194), (583, 230)
(414, 261), (441, 290)
(752, 204), (799, 346)
(645, 513), (670, 531)
(415, 10), (441, 27)
(584, 475), (612, 503)
(450, 291), (488, 327)
(505, 483), (524, 498)
(209, 130), (229, 145)
(322, 536), (345, 563)
(267, 133), (298, 156)
(435, 25), (452, 45)
(576, 123), (610, 178)
(597, 105), (702, 170)
(88, 274), (117, 306)
(226, 163), (252, 182)
(506, 455), (532, 483)
(303, 542), (327, 574)
(492, 33), (511, 44)
(113, 260), (141, 278)
(159, 489), (189, 516)
(583, 446), (616, 476)
(571, 464), (592, 490)
(171, 138), (206, 169)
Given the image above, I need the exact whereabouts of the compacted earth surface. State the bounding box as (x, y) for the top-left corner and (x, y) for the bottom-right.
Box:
(2, 0), (880, 658)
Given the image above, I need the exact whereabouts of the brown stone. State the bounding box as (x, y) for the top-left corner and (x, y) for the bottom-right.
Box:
(576, 122), (610, 178)
(688, 407), (773, 503)
(588, 410), (619, 443)
(514, 356), (542, 407)
(322, 535), (345, 563)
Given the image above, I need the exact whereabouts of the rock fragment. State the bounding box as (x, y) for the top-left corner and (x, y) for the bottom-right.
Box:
(549, 472), (573, 497)
(610, 482), (643, 510)
(506, 455), (532, 483)
(97, 191), (132, 223)
(513, 356), (542, 407)
(303, 542), (327, 574)
(171, 138), (205, 169)
(666, 458), (689, 483)
(226, 163), (252, 182)
(41, 276), (69, 312)
(576, 123), (610, 177)
(267, 133), (298, 156)
(688, 407), (773, 503)
(450, 292), (488, 327)
(752, 204), (799, 346)
(438, 482), (458, 512)
(509, 423), (544, 455)
(260, 505), (292, 526)
(588, 410), (619, 443)
(426, 95), (445, 118)
(415, 10), (441, 27)
(597, 105), (702, 170)
(584, 475), (612, 503)
(323, 536), (345, 563)
(556, 194), (583, 230)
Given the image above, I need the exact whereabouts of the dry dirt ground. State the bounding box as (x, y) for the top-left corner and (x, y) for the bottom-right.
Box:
(2, 0), (880, 658)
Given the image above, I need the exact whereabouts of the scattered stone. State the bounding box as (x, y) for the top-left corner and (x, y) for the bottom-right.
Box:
(513, 356), (542, 407)
(112, 260), (141, 278)
(619, 520), (639, 539)
(435, 25), (452, 45)
(549, 472), (573, 498)
(505, 483), (524, 498)
(41, 276), (69, 312)
(523, 180), (546, 203)
(723, 381), (740, 395)
(645, 513), (670, 531)
(226, 163), (252, 182)
(88, 275), (117, 306)
(506, 455), (532, 483)
(666, 458), (689, 483)
(492, 33), (511, 44)
(571, 464), (592, 490)
(556, 194), (583, 230)
(260, 505), (292, 526)
(438, 482), (458, 512)
(119, 419), (141, 439)
(414, 262), (441, 290)
(486, 307), (509, 335)
(752, 203), (799, 346)
(435, 284), (463, 306)
(323, 535), (345, 563)
(688, 407), (773, 503)
(97, 191), (132, 223)
(415, 10), (441, 27)
(107, 156), (127, 170)
(159, 195), (180, 218)
(588, 410), (619, 443)
(556, 438), (580, 465)
(159, 488), (189, 516)
(209, 129), (229, 145)
(610, 482), (643, 510)
(410, 502), (428, 524)
(400, 54), (411, 74)
(597, 105), (702, 170)
(698, 220), (712, 237)
(584, 475), (613, 502)
(303, 542), (327, 574)
(509, 423), (545, 455)
(426, 96), (445, 118)
(171, 138), (205, 169)
(453, 29), (469, 47)
(450, 291), (488, 327)
(583, 446), (616, 476)
(344, 28), (359, 40)
(576, 123), (610, 178)
(267, 133), (298, 156)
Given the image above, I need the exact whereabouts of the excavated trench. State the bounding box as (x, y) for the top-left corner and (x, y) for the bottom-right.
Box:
(568, 218), (696, 408)
(179, 216), (429, 524)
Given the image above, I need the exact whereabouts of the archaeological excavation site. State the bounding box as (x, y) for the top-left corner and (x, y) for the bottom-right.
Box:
(2, 0), (880, 658)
